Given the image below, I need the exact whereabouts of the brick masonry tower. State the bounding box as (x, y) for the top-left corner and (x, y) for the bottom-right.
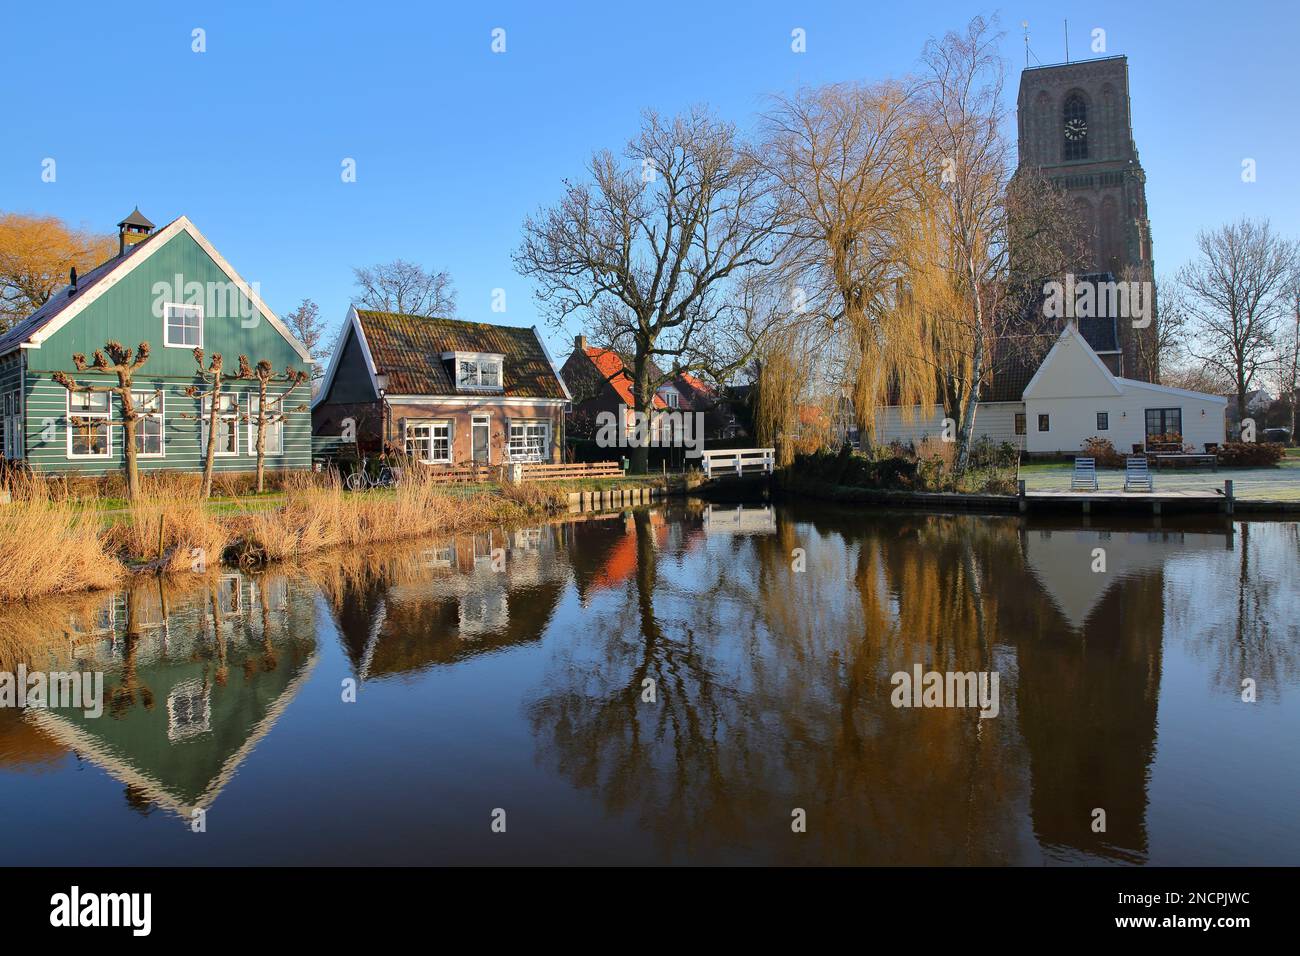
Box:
(1015, 55), (1156, 380)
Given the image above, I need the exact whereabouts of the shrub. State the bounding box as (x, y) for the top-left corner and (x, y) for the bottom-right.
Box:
(1216, 441), (1285, 467)
(1080, 436), (1125, 468)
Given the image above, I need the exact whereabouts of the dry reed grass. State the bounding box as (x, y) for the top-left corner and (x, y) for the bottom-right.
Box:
(104, 474), (231, 573)
(0, 468), (562, 601)
(0, 473), (121, 603)
(230, 471), (560, 564)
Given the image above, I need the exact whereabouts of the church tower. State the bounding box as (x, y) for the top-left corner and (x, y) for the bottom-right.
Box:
(1015, 55), (1156, 380)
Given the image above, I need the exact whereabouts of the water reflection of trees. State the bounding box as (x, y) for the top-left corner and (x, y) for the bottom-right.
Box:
(524, 503), (1261, 863)
(1164, 522), (1300, 699)
(527, 507), (1039, 863)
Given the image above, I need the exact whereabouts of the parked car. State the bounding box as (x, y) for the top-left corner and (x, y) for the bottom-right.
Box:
(1262, 427), (1292, 444)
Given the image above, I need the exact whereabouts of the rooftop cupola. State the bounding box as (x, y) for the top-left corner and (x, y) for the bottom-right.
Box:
(117, 207), (155, 256)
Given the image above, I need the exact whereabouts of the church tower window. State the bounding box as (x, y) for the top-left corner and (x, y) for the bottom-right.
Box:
(1063, 93), (1088, 160)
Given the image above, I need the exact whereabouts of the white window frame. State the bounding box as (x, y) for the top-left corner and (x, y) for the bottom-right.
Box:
(66, 390), (112, 459)
(508, 420), (550, 462)
(201, 392), (240, 457)
(659, 388), (680, 409)
(163, 302), (204, 350)
(248, 393), (285, 457)
(447, 352), (505, 391)
(167, 678), (212, 742)
(132, 389), (165, 458)
(405, 420), (451, 464)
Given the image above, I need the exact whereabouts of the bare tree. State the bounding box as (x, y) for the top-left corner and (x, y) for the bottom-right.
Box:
(52, 341), (152, 500)
(760, 79), (921, 435)
(1132, 273), (1190, 384)
(516, 106), (787, 472)
(185, 350), (244, 499)
(352, 260), (457, 317)
(906, 17), (1086, 469)
(1277, 281), (1300, 443)
(1180, 218), (1299, 430)
(283, 298), (327, 379)
(242, 359), (310, 493)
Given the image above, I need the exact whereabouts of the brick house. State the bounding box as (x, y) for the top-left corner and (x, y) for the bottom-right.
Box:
(559, 335), (730, 442)
(312, 308), (570, 468)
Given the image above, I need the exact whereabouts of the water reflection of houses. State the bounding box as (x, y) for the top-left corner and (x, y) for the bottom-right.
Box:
(1021, 525), (1235, 632)
(23, 575), (317, 818)
(329, 527), (569, 680)
(568, 506), (707, 603)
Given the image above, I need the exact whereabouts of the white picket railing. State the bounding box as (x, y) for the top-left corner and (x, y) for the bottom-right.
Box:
(700, 448), (775, 479)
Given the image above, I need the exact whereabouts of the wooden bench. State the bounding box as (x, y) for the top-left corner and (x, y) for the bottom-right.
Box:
(1152, 453), (1218, 471)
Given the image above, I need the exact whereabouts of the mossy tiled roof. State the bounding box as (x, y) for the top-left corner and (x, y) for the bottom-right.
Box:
(355, 310), (567, 399)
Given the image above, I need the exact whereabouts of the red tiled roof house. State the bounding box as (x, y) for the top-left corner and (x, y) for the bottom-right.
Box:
(312, 308), (571, 468)
(559, 336), (730, 442)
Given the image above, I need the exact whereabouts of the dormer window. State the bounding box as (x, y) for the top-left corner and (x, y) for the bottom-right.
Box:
(446, 352), (504, 391)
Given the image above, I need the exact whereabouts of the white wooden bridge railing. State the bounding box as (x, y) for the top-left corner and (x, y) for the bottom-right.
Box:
(701, 448), (775, 479)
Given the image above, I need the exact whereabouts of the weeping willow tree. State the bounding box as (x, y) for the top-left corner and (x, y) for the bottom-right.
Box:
(761, 77), (938, 449)
(752, 327), (820, 466)
(762, 16), (1085, 469)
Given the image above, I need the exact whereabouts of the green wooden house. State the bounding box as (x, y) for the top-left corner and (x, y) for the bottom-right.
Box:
(0, 210), (313, 478)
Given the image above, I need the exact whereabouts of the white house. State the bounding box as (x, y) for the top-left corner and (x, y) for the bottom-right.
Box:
(1022, 323), (1225, 453)
(873, 323), (1226, 455)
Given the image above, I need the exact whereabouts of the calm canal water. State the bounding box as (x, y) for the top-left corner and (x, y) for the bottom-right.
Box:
(1, 500), (1296, 865)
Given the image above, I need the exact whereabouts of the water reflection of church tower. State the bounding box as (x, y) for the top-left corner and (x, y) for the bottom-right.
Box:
(1012, 526), (1233, 862)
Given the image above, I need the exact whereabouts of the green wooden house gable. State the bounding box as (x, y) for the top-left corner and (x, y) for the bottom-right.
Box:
(6, 218), (314, 477)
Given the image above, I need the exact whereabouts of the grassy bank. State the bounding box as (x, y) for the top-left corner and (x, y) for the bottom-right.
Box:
(0, 470), (568, 601)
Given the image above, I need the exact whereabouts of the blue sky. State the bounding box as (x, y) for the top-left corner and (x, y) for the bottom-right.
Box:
(3, 0), (1297, 360)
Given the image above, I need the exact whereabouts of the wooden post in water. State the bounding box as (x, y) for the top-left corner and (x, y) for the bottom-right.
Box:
(1225, 479), (1234, 515)
(1017, 479), (1027, 514)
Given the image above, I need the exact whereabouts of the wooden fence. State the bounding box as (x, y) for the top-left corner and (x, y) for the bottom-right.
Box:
(520, 461), (624, 482)
(414, 460), (625, 484)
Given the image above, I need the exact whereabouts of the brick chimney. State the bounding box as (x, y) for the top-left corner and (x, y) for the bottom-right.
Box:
(574, 334), (587, 352)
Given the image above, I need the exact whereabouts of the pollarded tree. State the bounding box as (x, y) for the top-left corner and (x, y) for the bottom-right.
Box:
(185, 350), (245, 499)
(516, 106), (788, 472)
(241, 358), (309, 493)
(52, 341), (152, 500)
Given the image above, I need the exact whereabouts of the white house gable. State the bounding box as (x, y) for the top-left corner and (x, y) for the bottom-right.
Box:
(1022, 324), (1122, 401)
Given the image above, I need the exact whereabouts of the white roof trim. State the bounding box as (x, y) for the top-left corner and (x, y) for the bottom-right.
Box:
(1021, 322), (1123, 399)
(1115, 377), (1229, 404)
(25, 216), (313, 363)
(534, 325), (573, 402)
(312, 306), (378, 409)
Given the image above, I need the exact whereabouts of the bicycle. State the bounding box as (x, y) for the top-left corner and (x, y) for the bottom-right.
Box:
(345, 457), (402, 492)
